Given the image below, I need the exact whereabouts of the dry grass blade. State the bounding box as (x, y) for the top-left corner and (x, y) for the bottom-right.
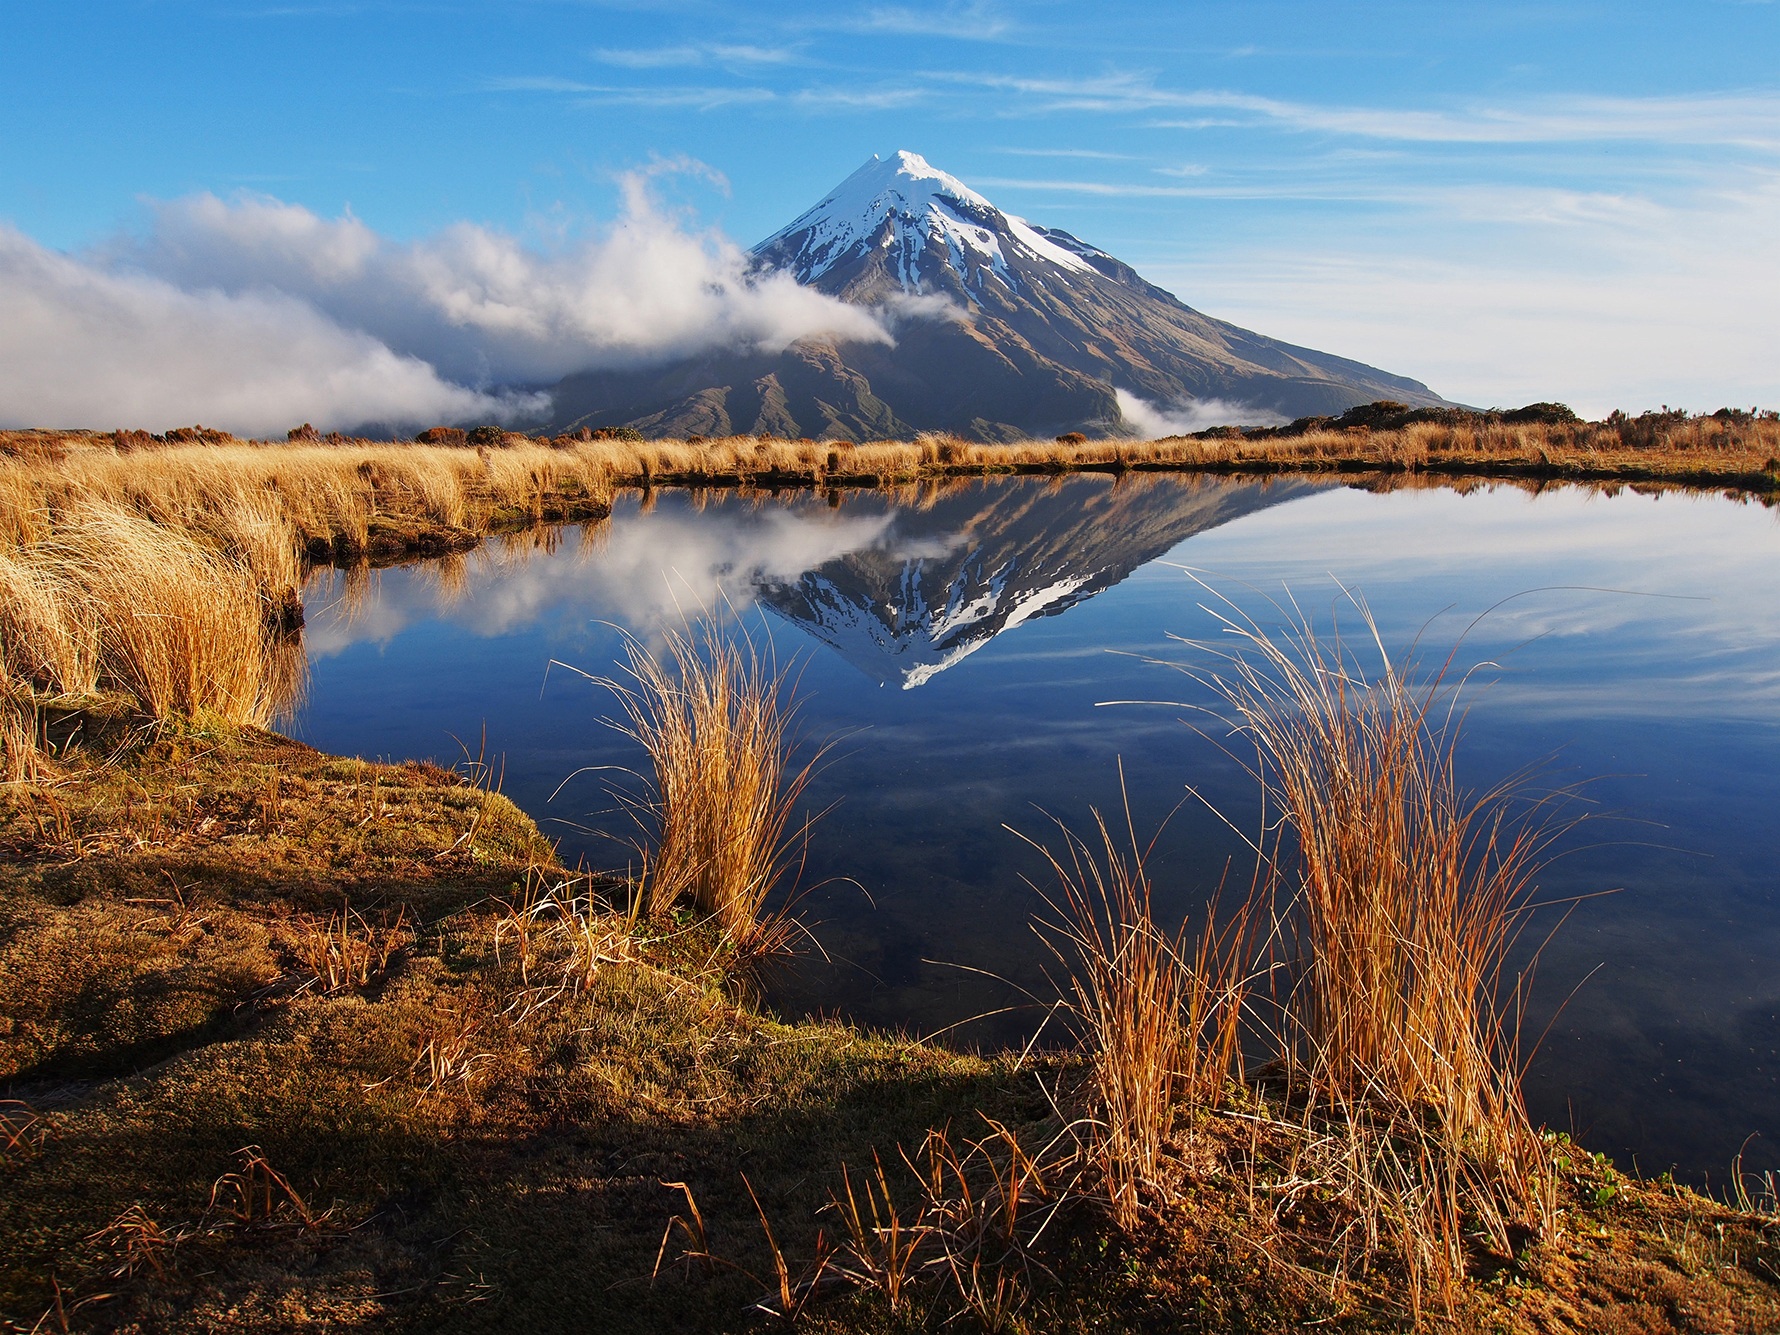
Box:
(1018, 783), (1251, 1228)
(87, 1205), (188, 1280)
(1, 693), (47, 784)
(597, 616), (826, 954)
(493, 870), (639, 1020)
(1, 1099), (51, 1160)
(831, 1153), (925, 1311)
(708, 1122), (1062, 1325)
(911, 1122), (1064, 1328)
(653, 1180), (719, 1281)
(1731, 1137), (1780, 1220)
(203, 1146), (335, 1232)
(1169, 587), (1565, 1308)
(412, 1012), (494, 1099)
(745, 1172), (832, 1322)
(294, 904), (409, 993)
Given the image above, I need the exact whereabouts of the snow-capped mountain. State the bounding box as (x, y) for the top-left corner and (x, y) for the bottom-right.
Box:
(549, 151), (1447, 441)
(756, 472), (1316, 688)
(757, 150), (1105, 296)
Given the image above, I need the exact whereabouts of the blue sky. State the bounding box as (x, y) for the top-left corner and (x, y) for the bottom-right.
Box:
(3, 1), (1777, 427)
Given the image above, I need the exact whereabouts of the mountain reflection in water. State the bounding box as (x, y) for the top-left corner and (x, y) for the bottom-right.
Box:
(304, 474), (1313, 678)
(293, 476), (1780, 1186)
(759, 475), (1313, 687)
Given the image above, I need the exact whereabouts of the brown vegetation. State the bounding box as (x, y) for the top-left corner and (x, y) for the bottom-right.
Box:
(2, 695), (1777, 1331)
(1197, 601), (1562, 1312)
(1020, 801), (1248, 1229)
(960, 606), (1560, 1319)
(0, 429), (617, 564)
(0, 431), (620, 778)
(597, 621), (823, 952)
(4, 403), (1775, 553)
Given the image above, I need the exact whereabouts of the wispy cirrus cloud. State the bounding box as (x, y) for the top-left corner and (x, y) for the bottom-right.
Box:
(995, 147), (1137, 160)
(593, 42), (802, 69)
(790, 85), (929, 111)
(1154, 173), (1780, 415)
(485, 72), (927, 115)
(481, 75), (602, 94)
(482, 74), (779, 110)
(971, 176), (1211, 198)
(846, 2), (1012, 41)
(978, 175), (1695, 221)
(573, 85), (779, 111)
(945, 71), (1780, 148)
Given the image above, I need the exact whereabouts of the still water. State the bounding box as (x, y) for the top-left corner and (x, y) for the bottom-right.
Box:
(292, 474), (1780, 1184)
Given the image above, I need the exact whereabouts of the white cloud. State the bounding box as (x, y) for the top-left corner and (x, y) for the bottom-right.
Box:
(118, 177), (890, 385)
(973, 176), (1210, 198)
(0, 167), (890, 435)
(1115, 389), (1285, 437)
(0, 224), (523, 436)
(593, 43), (800, 68)
(850, 3), (1012, 41)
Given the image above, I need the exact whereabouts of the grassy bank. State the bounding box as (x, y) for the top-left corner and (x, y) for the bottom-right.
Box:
(0, 704), (1772, 1331)
(5, 403), (1778, 538)
(3, 682), (1779, 1330)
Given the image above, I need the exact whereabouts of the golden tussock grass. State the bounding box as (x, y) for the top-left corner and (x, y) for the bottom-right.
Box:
(1020, 791), (1249, 1229)
(1171, 593), (1562, 1312)
(595, 619), (822, 953)
(973, 596), (1570, 1315)
(0, 432), (618, 562)
(3, 407), (1774, 560)
(3, 505), (292, 727)
(500, 413), (1780, 491)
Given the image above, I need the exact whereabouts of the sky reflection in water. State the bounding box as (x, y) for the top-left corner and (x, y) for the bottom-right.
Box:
(292, 475), (1780, 1183)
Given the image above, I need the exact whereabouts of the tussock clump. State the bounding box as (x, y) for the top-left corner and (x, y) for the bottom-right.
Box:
(0, 546), (100, 696)
(598, 618), (821, 952)
(993, 595), (1569, 1313)
(294, 906), (409, 995)
(1178, 592), (1563, 1309)
(57, 506), (284, 724)
(1022, 798), (1249, 1227)
(0, 505), (298, 727)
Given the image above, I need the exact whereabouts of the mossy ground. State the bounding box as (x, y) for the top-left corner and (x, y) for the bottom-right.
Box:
(1, 710), (1777, 1333)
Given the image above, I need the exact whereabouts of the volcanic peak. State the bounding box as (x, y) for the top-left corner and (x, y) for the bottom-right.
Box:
(757, 150), (1097, 294)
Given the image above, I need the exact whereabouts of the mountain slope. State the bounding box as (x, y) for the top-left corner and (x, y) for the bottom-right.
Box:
(550, 152), (1447, 441)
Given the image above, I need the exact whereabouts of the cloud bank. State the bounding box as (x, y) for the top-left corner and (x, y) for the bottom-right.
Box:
(0, 172), (889, 437)
(1115, 388), (1284, 437)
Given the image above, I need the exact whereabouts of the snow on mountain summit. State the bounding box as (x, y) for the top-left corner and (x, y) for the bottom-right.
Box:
(756, 150), (1095, 293)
